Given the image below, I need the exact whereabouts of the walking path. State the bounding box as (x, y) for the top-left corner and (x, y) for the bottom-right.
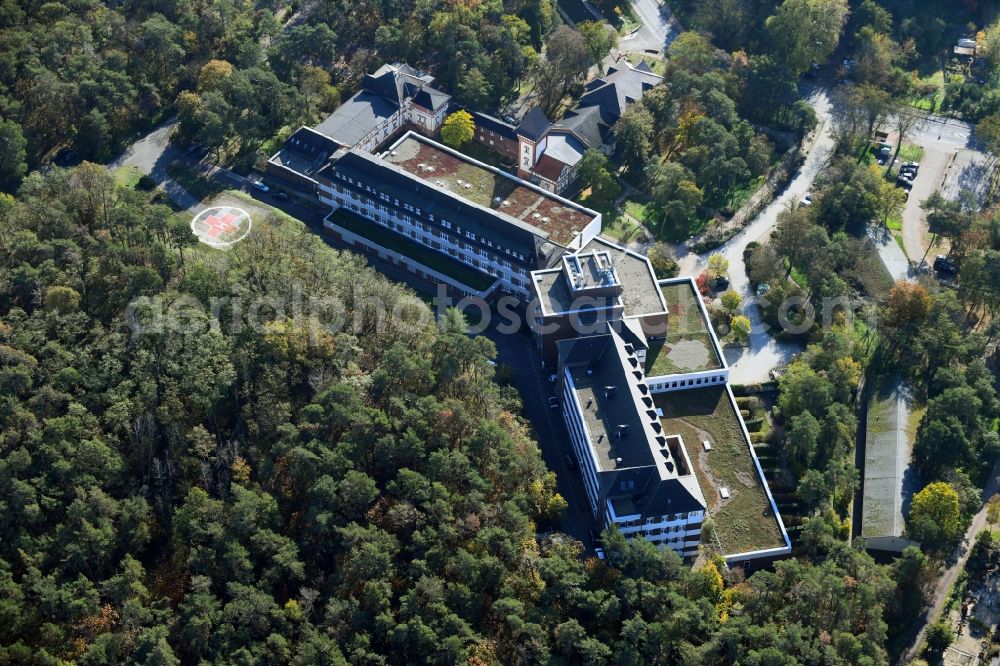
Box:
(900, 458), (1000, 665)
(109, 119), (204, 214)
(674, 87), (834, 384)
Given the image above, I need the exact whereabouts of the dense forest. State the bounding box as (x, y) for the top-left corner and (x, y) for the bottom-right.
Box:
(0, 165), (926, 664)
(0, 0), (555, 190)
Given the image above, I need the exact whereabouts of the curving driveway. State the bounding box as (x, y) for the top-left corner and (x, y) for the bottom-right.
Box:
(679, 87), (835, 384)
(621, 0), (679, 53)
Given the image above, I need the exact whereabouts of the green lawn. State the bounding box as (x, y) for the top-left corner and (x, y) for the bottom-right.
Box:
(611, 4), (640, 33)
(897, 143), (925, 163)
(327, 209), (495, 291)
(112, 165), (143, 189)
(909, 69), (945, 113)
(644, 281), (723, 375)
(622, 52), (667, 75)
(166, 161), (225, 201)
(623, 198), (651, 222)
(600, 213), (643, 244)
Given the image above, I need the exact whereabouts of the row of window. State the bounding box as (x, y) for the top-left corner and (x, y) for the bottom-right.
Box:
(617, 513), (690, 528)
(333, 178), (530, 263)
(648, 373), (727, 390)
(331, 194), (530, 292)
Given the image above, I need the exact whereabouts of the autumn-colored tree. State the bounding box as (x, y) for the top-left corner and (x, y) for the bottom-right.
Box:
(884, 281), (931, 330)
(907, 481), (962, 547)
(720, 290), (742, 314)
(440, 110), (475, 148)
(707, 254), (730, 279)
(197, 59), (234, 92)
(732, 315), (752, 343)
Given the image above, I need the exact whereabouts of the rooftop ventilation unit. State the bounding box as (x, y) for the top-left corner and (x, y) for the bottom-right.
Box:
(604, 385), (617, 398)
(390, 151), (398, 156)
(501, 200), (511, 207)
(532, 213), (541, 219)
(616, 424), (629, 438)
(493, 196), (502, 203)
(703, 440), (712, 451)
(464, 183), (471, 189)
(720, 487), (730, 499)
(615, 457), (623, 464)
(586, 368), (593, 376)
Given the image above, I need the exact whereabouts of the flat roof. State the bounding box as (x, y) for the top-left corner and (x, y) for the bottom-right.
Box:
(571, 364), (655, 472)
(383, 133), (597, 247)
(654, 387), (786, 555)
(532, 268), (620, 316)
(645, 279), (723, 375)
(583, 237), (665, 317)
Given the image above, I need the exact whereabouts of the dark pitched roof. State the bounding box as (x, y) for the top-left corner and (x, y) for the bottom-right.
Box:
(555, 105), (607, 149)
(318, 149), (552, 261)
(516, 106), (551, 142)
(635, 60), (654, 73)
(280, 126), (342, 156)
(314, 92), (399, 146)
(412, 88), (450, 112)
(268, 127), (343, 178)
(451, 106), (518, 141)
(577, 64), (662, 123)
(558, 327), (707, 517)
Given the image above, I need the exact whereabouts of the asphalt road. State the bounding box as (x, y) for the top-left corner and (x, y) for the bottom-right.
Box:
(621, 0), (678, 53)
(681, 87), (836, 384)
(897, 114), (983, 266)
(109, 119), (204, 213)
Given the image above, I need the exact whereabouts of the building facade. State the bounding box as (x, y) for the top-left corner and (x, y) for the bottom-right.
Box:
(316, 133), (601, 298)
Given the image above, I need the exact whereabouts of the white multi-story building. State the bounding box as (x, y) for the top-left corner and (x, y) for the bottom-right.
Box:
(557, 326), (707, 558)
(315, 132), (602, 298)
(535, 241), (790, 562)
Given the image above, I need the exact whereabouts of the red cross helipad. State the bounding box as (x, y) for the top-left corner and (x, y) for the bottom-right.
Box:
(203, 211), (239, 238)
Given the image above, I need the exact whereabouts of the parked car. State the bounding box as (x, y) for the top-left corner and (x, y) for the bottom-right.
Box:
(933, 255), (957, 274)
(895, 175), (914, 190)
(252, 180), (270, 193)
(563, 454), (577, 471)
(902, 161), (920, 169)
(799, 193), (813, 206)
(594, 547), (606, 560)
